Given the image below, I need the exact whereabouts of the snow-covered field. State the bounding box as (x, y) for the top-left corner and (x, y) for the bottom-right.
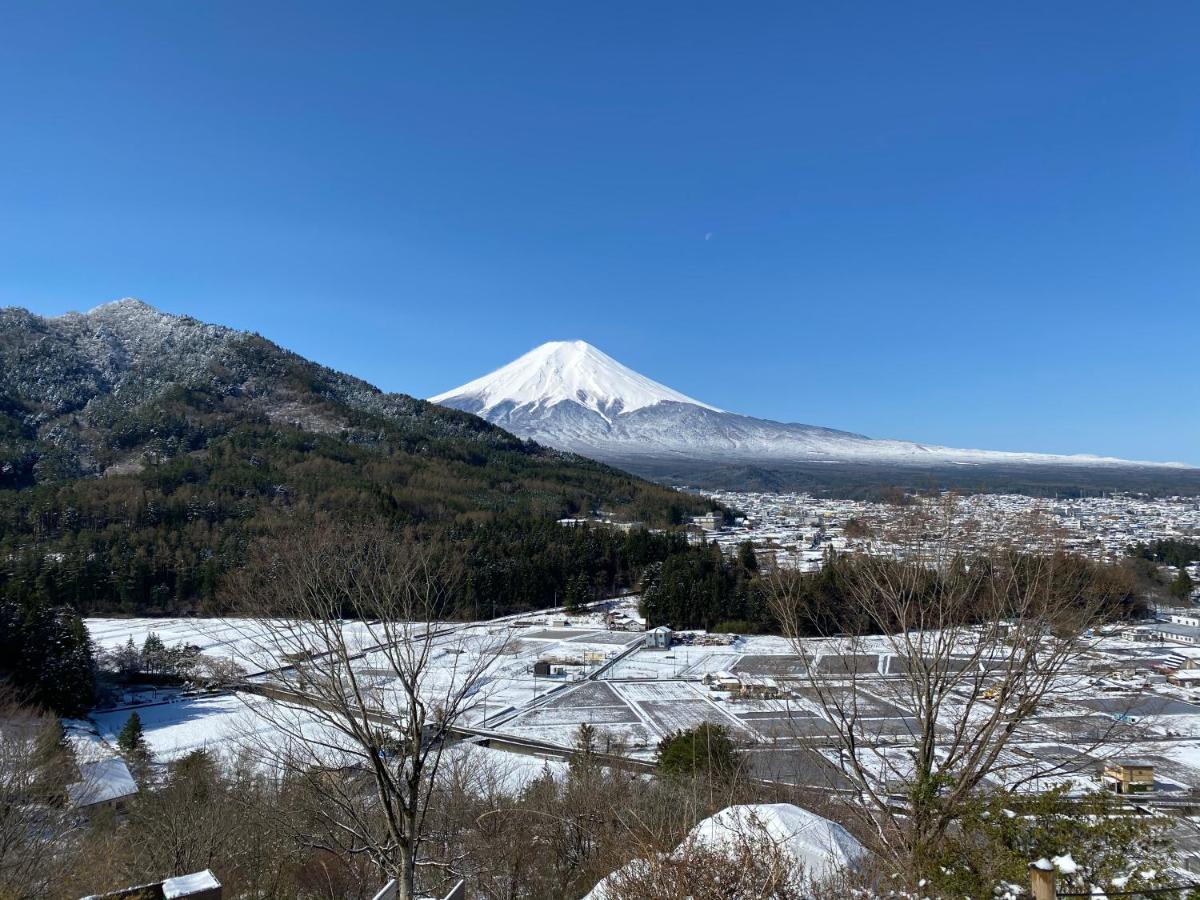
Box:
(86, 617), (388, 675)
(81, 616), (1200, 797)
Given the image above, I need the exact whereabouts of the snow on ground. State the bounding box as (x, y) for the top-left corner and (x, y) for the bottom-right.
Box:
(439, 742), (568, 795)
(81, 614), (1200, 798)
(93, 694), (266, 760)
(86, 617), (385, 675)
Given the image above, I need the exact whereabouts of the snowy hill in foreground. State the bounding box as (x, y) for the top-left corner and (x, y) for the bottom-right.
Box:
(432, 341), (1197, 492)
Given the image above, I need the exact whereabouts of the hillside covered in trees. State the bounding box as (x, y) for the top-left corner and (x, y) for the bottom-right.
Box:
(0, 301), (710, 630)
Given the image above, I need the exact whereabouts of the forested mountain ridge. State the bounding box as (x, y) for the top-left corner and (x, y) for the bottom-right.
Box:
(0, 298), (541, 485)
(0, 300), (708, 621)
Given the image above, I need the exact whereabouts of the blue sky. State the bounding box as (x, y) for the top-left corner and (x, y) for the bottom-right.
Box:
(1, 3), (1196, 463)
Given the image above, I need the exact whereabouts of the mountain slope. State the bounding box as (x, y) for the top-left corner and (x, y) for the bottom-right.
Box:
(0, 301), (707, 615)
(432, 341), (1200, 495)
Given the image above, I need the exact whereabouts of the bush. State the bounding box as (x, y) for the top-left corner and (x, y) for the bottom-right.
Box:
(656, 724), (737, 778)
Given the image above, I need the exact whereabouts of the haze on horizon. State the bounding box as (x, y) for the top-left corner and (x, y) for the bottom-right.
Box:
(1, 2), (1196, 465)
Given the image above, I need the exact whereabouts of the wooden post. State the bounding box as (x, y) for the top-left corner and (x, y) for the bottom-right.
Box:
(1030, 862), (1056, 900)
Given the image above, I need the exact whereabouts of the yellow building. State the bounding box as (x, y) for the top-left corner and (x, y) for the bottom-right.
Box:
(1101, 761), (1154, 794)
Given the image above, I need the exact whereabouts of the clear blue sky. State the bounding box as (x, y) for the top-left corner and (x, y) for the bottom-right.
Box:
(2, 3), (1196, 463)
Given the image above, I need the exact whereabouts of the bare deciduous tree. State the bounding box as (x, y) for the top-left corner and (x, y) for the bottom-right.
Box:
(765, 497), (1142, 878)
(225, 523), (506, 900)
(0, 689), (77, 899)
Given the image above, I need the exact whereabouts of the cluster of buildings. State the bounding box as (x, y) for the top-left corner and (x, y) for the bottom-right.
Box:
(687, 490), (1200, 575)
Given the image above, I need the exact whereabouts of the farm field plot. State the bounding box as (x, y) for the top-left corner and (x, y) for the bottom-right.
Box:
(615, 681), (707, 703)
(601, 645), (731, 679)
(725, 697), (834, 740)
(856, 717), (920, 737)
(541, 681), (626, 708)
(91, 694), (342, 763)
(606, 680), (747, 738)
(1088, 696), (1200, 716)
(678, 650), (742, 677)
(884, 655), (977, 675)
(745, 747), (853, 788)
(733, 654), (807, 676)
(814, 654), (881, 676)
(1020, 714), (1129, 742)
(564, 631), (640, 646)
(793, 686), (909, 718)
(513, 705), (640, 727)
(525, 629), (592, 641)
(638, 700), (744, 737)
(736, 715), (825, 740)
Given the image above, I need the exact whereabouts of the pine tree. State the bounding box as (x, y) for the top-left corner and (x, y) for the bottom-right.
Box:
(114, 636), (141, 676)
(142, 632), (166, 675)
(1172, 568), (1196, 601)
(737, 541), (758, 572)
(656, 723), (736, 778)
(563, 573), (589, 615)
(117, 711), (150, 765)
(12, 604), (97, 716)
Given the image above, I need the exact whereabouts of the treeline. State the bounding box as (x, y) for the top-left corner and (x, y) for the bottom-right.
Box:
(458, 518), (690, 618)
(641, 543), (1150, 635)
(0, 601), (95, 716)
(1128, 539), (1200, 569)
(640, 541), (775, 633)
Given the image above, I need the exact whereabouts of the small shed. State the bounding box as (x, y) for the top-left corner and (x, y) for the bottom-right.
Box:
(645, 626), (673, 650)
(81, 869), (221, 900)
(163, 871), (222, 900)
(532, 660), (552, 677)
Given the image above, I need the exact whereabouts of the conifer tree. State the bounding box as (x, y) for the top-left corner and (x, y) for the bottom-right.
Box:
(114, 636), (141, 676)
(142, 632), (166, 675)
(1172, 568), (1195, 601)
(117, 711), (151, 766)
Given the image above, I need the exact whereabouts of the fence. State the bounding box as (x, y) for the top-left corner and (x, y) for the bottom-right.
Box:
(1030, 863), (1198, 900)
(371, 879), (466, 900)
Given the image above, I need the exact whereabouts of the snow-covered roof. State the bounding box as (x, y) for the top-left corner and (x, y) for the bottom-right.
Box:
(162, 870), (221, 898)
(67, 757), (138, 808)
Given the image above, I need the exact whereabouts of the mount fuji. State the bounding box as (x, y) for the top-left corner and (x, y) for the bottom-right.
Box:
(431, 341), (1199, 494)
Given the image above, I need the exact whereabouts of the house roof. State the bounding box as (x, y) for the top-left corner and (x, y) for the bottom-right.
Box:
(67, 757), (138, 808)
(163, 870), (221, 898)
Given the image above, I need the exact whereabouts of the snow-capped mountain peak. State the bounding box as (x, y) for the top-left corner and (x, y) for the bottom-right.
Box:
(430, 340), (1198, 491)
(430, 340), (722, 421)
